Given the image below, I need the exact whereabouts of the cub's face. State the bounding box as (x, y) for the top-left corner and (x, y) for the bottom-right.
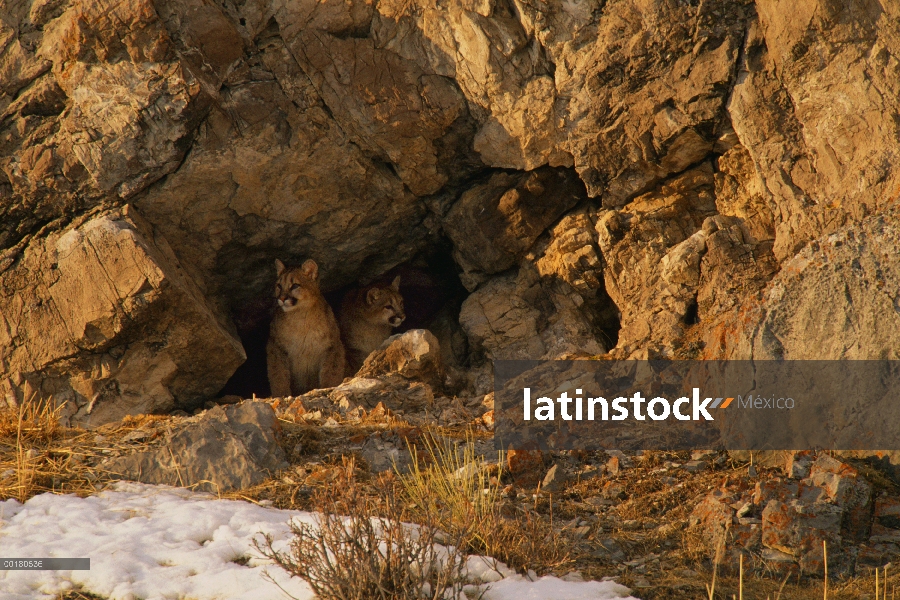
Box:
(366, 276), (405, 327)
(274, 259), (319, 313)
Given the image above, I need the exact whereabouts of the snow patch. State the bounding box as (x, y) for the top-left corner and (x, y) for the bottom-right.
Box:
(0, 483), (639, 600)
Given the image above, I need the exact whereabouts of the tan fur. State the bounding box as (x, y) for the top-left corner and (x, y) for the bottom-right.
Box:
(267, 259), (346, 396)
(339, 276), (405, 375)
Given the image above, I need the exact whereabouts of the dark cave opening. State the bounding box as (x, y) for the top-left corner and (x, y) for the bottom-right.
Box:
(683, 298), (700, 326)
(591, 292), (622, 351)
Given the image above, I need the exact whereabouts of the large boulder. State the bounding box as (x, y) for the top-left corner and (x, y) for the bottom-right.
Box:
(103, 401), (288, 492)
(357, 329), (446, 391)
(0, 207), (245, 426)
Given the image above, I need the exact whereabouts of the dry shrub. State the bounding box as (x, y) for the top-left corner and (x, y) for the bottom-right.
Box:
(397, 431), (571, 574)
(254, 481), (475, 600)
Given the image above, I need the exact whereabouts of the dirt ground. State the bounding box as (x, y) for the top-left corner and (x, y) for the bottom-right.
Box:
(3, 402), (899, 600)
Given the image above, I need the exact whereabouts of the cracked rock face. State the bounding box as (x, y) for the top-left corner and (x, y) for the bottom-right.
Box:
(1, 0), (899, 423)
(0, 207), (245, 426)
(707, 210), (900, 361)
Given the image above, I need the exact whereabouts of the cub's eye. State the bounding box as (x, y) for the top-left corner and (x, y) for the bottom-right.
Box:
(290, 283), (300, 291)
(275, 285), (282, 293)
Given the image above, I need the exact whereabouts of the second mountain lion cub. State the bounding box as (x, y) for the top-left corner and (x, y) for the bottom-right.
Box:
(267, 259), (345, 396)
(339, 276), (405, 374)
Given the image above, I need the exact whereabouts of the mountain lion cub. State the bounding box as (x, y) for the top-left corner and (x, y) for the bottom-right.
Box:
(339, 276), (405, 374)
(267, 259), (345, 396)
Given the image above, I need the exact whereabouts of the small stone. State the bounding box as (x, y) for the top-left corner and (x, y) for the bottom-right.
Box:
(368, 402), (391, 419)
(633, 577), (652, 588)
(761, 547), (795, 563)
(607, 455), (621, 476)
(682, 460), (706, 473)
(122, 430), (150, 443)
(302, 410), (323, 421)
(506, 448), (543, 476)
(600, 481), (626, 500)
(541, 463), (569, 492)
(573, 525), (592, 538)
(785, 451), (814, 478)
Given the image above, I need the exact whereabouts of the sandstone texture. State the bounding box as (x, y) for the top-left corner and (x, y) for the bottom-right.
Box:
(707, 210), (900, 360)
(0, 0), (898, 424)
(0, 206), (244, 426)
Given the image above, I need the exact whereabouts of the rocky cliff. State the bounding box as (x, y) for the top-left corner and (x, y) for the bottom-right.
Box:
(1, 0), (898, 426)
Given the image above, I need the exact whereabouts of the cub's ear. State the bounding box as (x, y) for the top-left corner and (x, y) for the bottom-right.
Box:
(390, 275), (401, 291)
(366, 288), (381, 306)
(301, 259), (318, 280)
(274, 259), (286, 276)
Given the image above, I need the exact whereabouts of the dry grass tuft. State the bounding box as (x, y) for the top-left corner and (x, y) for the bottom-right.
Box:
(1, 395), (64, 502)
(397, 430), (571, 574)
(0, 400), (171, 503)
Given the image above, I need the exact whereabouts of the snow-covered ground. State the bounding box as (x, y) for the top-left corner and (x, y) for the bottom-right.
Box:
(0, 483), (638, 600)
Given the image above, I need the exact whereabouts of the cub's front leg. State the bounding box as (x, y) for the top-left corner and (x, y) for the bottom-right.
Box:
(319, 342), (346, 389)
(267, 340), (292, 397)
